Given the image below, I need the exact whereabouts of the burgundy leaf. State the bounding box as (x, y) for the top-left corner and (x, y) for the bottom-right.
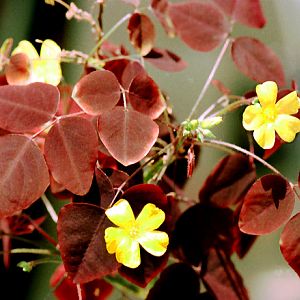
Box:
(145, 48), (187, 72)
(199, 154), (256, 207)
(0, 82), (59, 132)
(202, 248), (249, 300)
(146, 263), (200, 300)
(121, 61), (146, 90)
(263, 135), (284, 159)
(44, 117), (98, 195)
(98, 107), (159, 166)
(72, 70), (121, 115)
(57, 203), (119, 284)
(104, 59), (130, 84)
(171, 204), (234, 266)
(0, 134), (49, 217)
(168, 1), (230, 52)
(128, 73), (165, 119)
(213, 0), (266, 28)
(127, 13), (155, 56)
(231, 37), (286, 86)
(239, 174), (295, 235)
(5, 53), (30, 85)
(280, 213), (300, 277)
(151, 0), (175, 36)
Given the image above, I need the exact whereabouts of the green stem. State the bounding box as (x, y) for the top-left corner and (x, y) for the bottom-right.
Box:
(1, 248), (53, 255)
(89, 13), (132, 57)
(188, 37), (231, 120)
(203, 139), (281, 175)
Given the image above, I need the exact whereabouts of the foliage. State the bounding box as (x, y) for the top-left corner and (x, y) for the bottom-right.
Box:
(0, 0), (299, 299)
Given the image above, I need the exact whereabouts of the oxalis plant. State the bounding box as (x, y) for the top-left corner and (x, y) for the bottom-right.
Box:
(0, 0), (300, 299)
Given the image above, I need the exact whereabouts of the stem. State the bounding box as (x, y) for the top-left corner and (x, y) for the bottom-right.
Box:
(121, 89), (128, 110)
(54, 0), (70, 9)
(2, 248), (52, 255)
(31, 118), (57, 140)
(204, 139), (281, 175)
(77, 284), (83, 300)
(41, 194), (58, 223)
(188, 37), (231, 120)
(89, 13), (131, 57)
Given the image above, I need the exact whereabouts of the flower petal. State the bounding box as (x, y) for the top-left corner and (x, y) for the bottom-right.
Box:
(104, 227), (126, 254)
(256, 81), (278, 107)
(242, 104), (264, 131)
(274, 115), (300, 143)
(12, 40), (39, 60)
(275, 91), (299, 115)
(138, 231), (169, 257)
(136, 203), (165, 232)
(116, 237), (140, 268)
(105, 199), (135, 228)
(40, 39), (61, 60)
(253, 123), (275, 149)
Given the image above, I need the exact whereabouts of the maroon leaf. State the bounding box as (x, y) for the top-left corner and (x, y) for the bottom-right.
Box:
(146, 263), (200, 300)
(72, 70), (121, 115)
(202, 248), (249, 300)
(280, 213), (300, 277)
(0, 134), (49, 217)
(127, 13), (155, 56)
(44, 117), (98, 195)
(213, 0), (266, 28)
(98, 107), (159, 166)
(168, 1), (229, 52)
(151, 0), (175, 37)
(145, 48), (187, 72)
(57, 203), (119, 284)
(121, 61), (146, 90)
(239, 174), (295, 235)
(171, 204), (234, 266)
(128, 73), (165, 119)
(199, 154), (256, 207)
(5, 53), (30, 85)
(231, 37), (286, 86)
(50, 264), (113, 300)
(0, 82), (59, 132)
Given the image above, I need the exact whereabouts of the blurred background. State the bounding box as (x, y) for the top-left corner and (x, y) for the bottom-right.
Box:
(0, 0), (300, 299)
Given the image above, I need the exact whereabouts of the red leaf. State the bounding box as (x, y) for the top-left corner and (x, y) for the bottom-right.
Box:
(0, 134), (49, 217)
(202, 248), (249, 300)
(5, 53), (30, 85)
(168, 1), (229, 52)
(0, 82), (59, 133)
(57, 203), (119, 283)
(239, 175), (295, 235)
(44, 117), (98, 195)
(280, 212), (300, 277)
(213, 0), (266, 28)
(128, 73), (165, 119)
(98, 107), (159, 166)
(145, 48), (187, 72)
(121, 61), (146, 90)
(231, 37), (286, 86)
(72, 70), (121, 115)
(127, 13), (155, 56)
(151, 0), (175, 37)
(199, 154), (256, 207)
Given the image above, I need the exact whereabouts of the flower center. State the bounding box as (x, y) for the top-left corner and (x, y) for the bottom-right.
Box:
(262, 105), (277, 123)
(128, 225), (140, 239)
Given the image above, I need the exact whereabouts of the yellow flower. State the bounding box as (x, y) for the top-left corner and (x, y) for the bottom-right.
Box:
(9, 39), (62, 86)
(104, 199), (169, 269)
(243, 81), (300, 149)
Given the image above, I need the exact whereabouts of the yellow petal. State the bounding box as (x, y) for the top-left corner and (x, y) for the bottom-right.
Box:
(116, 237), (140, 268)
(256, 81), (278, 107)
(253, 123), (275, 149)
(275, 91), (299, 115)
(242, 104), (264, 131)
(136, 203), (165, 232)
(138, 231), (169, 257)
(40, 39), (61, 60)
(105, 199), (135, 228)
(12, 40), (39, 60)
(274, 115), (300, 143)
(104, 227), (126, 254)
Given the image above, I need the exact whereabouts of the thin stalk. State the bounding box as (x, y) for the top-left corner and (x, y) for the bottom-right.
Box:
(89, 13), (131, 57)
(204, 139), (281, 175)
(188, 37), (231, 120)
(31, 118), (57, 140)
(3, 248), (52, 255)
(54, 0), (70, 9)
(77, 284), (83, 300)
(41, 194), (58, 223)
